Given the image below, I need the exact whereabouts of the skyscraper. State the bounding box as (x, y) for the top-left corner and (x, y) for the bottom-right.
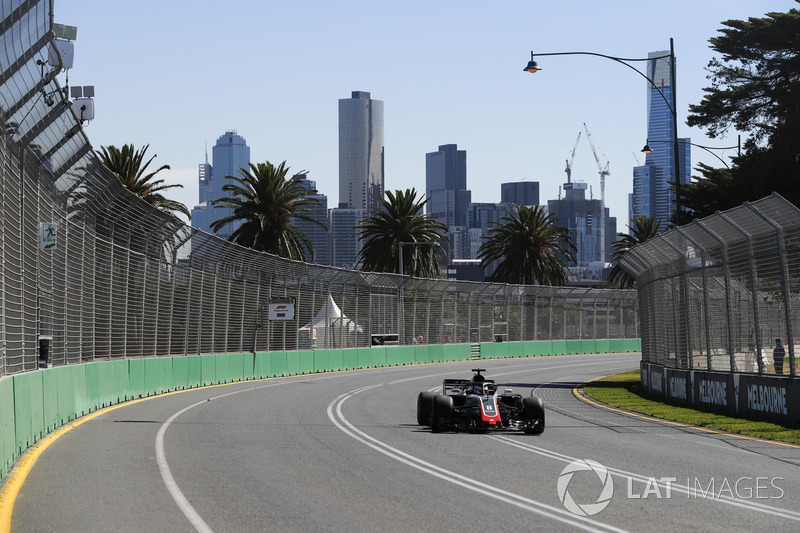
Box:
(426, 144), (471, 227)
(191, 130), (250, 240)
(426, 144), (471, 259)
(630, 50), (691, 230)
(292, 174), (328, 265)
(338, 91), (384, 213)
(328, 207), (365, 269)
(547, 182), (616, 266)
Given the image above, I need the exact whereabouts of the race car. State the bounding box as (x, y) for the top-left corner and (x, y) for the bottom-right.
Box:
(416, 369), (545, 434)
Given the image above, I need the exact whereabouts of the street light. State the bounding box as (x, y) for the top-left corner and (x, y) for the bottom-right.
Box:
(525, 39), (683, 226)
(642, 136), (741, 169)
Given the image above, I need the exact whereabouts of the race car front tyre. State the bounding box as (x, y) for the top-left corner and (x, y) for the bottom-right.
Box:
(522, 396), (545, 435)
(417, 391), (437, 426)
(430, 394), (454, 433)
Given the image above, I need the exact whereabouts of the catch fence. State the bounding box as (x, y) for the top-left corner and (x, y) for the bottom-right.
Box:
(0, 0), (639, 377)
(620, 193), (800, 377)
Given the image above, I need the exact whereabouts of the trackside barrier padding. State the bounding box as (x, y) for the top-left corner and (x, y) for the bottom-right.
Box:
(0, 339), (641, 479)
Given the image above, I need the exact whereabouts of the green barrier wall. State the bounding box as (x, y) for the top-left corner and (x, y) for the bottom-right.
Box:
(0, 339), (640, 479)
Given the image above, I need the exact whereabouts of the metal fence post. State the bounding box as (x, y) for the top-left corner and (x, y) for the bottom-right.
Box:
(696, 218), (750, 373)
(745, 202), (795, 376)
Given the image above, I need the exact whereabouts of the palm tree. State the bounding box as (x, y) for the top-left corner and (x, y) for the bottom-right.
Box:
(607, 215), (661, 289)
(478, 204), (576, 286)
(96, 144), (189, 219)
(357, 188), (448, 277)
(210, 161), (326, 261)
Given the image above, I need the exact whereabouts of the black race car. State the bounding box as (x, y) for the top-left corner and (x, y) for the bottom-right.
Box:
(416, 369), (545, 434)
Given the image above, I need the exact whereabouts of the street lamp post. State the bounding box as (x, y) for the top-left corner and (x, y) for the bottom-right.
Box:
(642, 136), (741, 169)
(525, 39), (683, 226)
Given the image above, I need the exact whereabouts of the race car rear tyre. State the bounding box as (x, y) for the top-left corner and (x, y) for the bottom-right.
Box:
(522, 396), (545, 435)
(417, 391), (437, 426)
(430, 394), (454, 433)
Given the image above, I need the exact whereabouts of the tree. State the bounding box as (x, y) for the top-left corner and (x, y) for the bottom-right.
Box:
(683, 5), (800, 217)
(606, 215), (661, 289)
(210, 161), (326, 261)
(357, 188), (448, 277)
(477, 205), (575, 286)
(96, 144), (189, 219)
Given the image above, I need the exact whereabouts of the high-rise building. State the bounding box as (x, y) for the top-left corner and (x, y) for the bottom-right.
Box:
(547, 182), (616, 266)
(466, 202), (511, 278)
(292, 174), (329, 265)
(501, 181), (539, 206)
(328, 207), (365, 270)
(629, 50), (691, 230)
(191, 130), (251, 240)
(426, 144), (471, 227)
(426, 144), (472, 260)
(338, 91), (384, 214)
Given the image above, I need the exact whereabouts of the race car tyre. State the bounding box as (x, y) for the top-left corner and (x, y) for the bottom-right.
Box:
(522, 396), (545, 435)
(417, 391), (437, 426)
(430, 394), (454, 433)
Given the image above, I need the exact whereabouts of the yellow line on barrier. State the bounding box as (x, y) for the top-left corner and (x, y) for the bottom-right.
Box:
(573, 376), (800, 450)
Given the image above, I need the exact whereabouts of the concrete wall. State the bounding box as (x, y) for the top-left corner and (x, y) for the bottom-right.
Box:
(1, 339), (641, 479)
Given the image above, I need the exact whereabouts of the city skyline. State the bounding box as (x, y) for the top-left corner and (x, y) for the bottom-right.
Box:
(57, 1), (793, 232)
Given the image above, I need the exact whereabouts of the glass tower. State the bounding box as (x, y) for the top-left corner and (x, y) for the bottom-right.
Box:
(425, 144), (472, 260)
(426, 144), (471, 227)
(630, 50), (690, 230)
(292, 175), (328, 264)
(191, 130), (250, 239)
(329, 208), (365, 269)
(338, 91), (384, 214)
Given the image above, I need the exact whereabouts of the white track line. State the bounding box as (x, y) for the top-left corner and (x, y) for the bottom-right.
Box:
(489, 435), (800, 521)
(328, 385), (628, 533)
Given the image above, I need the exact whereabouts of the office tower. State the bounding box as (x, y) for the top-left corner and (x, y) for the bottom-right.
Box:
(466, 202), (511, 279)
(501, 181), (539, 206)
(292, 174), (329, 264)
(629, 50), (691, 229)
(547, 182), (616, 266)
(191, 130), (251, 240)
(426, 144), (471, 227)
(339, 91), (384, 214)
(329, 207), (365, 270)
(426, 144), (472, 260)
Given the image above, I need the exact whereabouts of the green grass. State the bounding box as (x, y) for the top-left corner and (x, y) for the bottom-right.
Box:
(583, 370), (800, 445)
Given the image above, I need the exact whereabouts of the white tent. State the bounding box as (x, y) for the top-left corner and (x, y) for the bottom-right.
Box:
(302, 294), (363, 348)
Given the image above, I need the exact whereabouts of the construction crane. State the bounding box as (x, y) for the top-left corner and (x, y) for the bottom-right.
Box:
(565, 131), (582, 184)
(584, 123), (610, 263)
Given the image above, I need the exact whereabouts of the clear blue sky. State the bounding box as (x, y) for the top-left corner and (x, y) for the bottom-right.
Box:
(57, 0), (796, 228)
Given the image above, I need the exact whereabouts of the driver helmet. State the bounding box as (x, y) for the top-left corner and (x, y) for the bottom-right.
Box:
(483, 384), (492, 395)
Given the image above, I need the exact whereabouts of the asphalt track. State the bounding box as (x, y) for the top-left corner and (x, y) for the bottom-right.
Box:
(4, 353), (800, 532)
